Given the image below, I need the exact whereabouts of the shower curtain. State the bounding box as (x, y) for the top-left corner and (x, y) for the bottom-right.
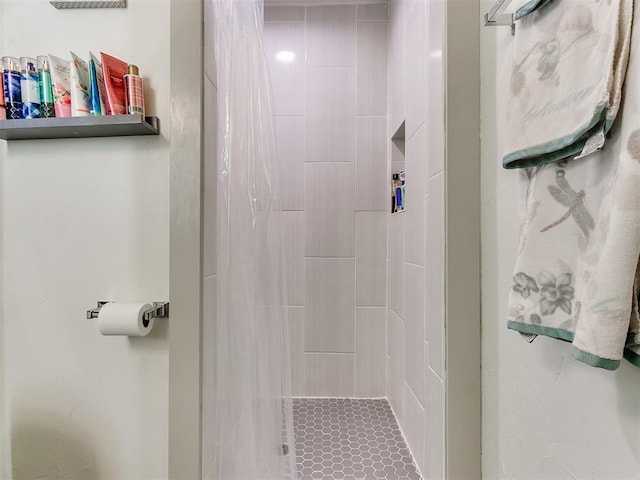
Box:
(206, 0), (297, 479)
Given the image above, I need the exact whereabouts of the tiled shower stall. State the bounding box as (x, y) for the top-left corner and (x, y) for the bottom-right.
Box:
(203, 1), (445, 478)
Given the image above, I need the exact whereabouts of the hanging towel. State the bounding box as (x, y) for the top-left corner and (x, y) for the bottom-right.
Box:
(507, 0), (640, 370)
(503, 0), (633, 169)
(515, 0), (555, 21)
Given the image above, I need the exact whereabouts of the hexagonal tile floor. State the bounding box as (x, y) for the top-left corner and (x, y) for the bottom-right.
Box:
(292, 398), (422, 480)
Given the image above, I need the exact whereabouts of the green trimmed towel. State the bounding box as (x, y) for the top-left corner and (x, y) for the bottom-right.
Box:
(508, 0), (640, 369)
(515, 0), (555, 21)
(503, 0), (633, 169)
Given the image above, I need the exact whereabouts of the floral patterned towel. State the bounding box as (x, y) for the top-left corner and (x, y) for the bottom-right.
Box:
(503, 0), (633, 169)
(508, 0), (640, 370)
(514, 0), (555, 21)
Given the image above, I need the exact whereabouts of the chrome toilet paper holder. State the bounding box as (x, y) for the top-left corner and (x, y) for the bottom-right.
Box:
(86, 301), (170, 324)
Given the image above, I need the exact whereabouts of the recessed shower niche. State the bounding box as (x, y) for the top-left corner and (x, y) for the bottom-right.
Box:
(391, 120), (405, 214)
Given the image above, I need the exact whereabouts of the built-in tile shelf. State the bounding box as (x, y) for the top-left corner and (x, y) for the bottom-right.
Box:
(391, 120), (405, 214)
(391, 120), (405, 142)
(0, 114), (159, 141)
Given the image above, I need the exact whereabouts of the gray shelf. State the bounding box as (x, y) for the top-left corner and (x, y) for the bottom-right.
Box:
(0, 114), (159, 141)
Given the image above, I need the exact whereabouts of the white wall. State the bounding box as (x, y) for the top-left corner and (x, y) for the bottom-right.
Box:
(264, 4), (389, 398)
(0, 1), (170, 478)
(481, 2), (640, 478)
(202, 0), (217, 473)
(386, 0), (445, 478)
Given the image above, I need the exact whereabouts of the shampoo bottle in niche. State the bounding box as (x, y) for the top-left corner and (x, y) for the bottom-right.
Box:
(391, 173), (399, 213)
(37, 56), (55, 118)
(393, 173), (403, 212)
(20, 57), (41, 119)
(0, 64), (6, 120)
(399, 169), (406, 210)
(3, 57), (23, 119)
(124, 64), (145, 116)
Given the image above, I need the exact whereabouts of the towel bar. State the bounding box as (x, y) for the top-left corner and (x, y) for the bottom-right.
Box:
(484, 0), (515, 35)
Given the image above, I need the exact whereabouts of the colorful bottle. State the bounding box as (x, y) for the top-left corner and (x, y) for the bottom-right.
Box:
(101, 52), (128, 115)
(0, 64), (6, 120)
(48, 54), (72, 118)
(89, 53), (105, 116)
(399, 170), (406, 210)
(3, 57), (23, 119)
(20, 57), (41, 119)
(392, 173), (398, 213)
(124, 64), (145, 116)
(37, 56), (55, 118)
(393, 173), (403, 212)
(70, 52), (90, 117)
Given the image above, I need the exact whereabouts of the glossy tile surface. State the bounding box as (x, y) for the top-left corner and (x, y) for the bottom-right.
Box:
(304, 258), (355, 353)
(293, 398), (422, 480)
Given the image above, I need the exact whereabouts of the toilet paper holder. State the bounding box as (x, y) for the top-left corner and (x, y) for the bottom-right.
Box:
(86, 301), (170, 324)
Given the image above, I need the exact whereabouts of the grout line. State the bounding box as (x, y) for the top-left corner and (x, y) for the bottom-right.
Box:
(405, 260), (425, 268)
(353, 7), (358, 394)
(428, 364), (444, 384)
(386, 394), (425, 479)
(427, 169), (445, 181)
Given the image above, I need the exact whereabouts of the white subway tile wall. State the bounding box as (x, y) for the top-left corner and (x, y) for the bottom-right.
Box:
(304, 352), (355, 397)
(304, 258), (356, 353)
(356, 117), (389, 212)
(275, 116), (305, 211)
(386, 0), (446, 478)
(288, 306), (306, 396)
(355, 211), (387, 306)
(355, 307), (387, 397)
(304, 162), (355, 257)
(282, 211), (305, 306)
(265, 4), (389, 398)
(265, 3), (446, 477)
(305, 67), (357, 163)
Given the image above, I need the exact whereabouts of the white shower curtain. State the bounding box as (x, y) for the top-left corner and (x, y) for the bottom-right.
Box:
(206, 0), (296, 479)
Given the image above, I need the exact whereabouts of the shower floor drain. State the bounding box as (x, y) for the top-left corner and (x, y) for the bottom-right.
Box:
(292, 398), (421, 480)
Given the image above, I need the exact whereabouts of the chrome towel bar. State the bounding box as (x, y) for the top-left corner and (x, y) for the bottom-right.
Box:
(484, 0), (515, 34)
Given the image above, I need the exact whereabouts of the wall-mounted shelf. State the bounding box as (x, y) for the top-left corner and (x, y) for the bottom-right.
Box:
(0, 114), (159, 141)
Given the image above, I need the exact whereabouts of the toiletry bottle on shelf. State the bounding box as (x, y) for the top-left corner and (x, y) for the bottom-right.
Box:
(88, 53), (105, 116)
(399, 169), (406, 210)
(0, 64), (6, 120)
(392, 173), (399, 213)
(124, 64), (145, 116)
(37, 56), (55, 118)
(393, 173), (403, 212)
(101, 52), (127, 115)
(20, 57), (41, 119)
(49, 54), (72, 118)
(70, 52), (90, 117)
(3, 57), (23, 119)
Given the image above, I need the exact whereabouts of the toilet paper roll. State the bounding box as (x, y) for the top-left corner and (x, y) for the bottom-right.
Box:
(97, 302), (154, 336)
